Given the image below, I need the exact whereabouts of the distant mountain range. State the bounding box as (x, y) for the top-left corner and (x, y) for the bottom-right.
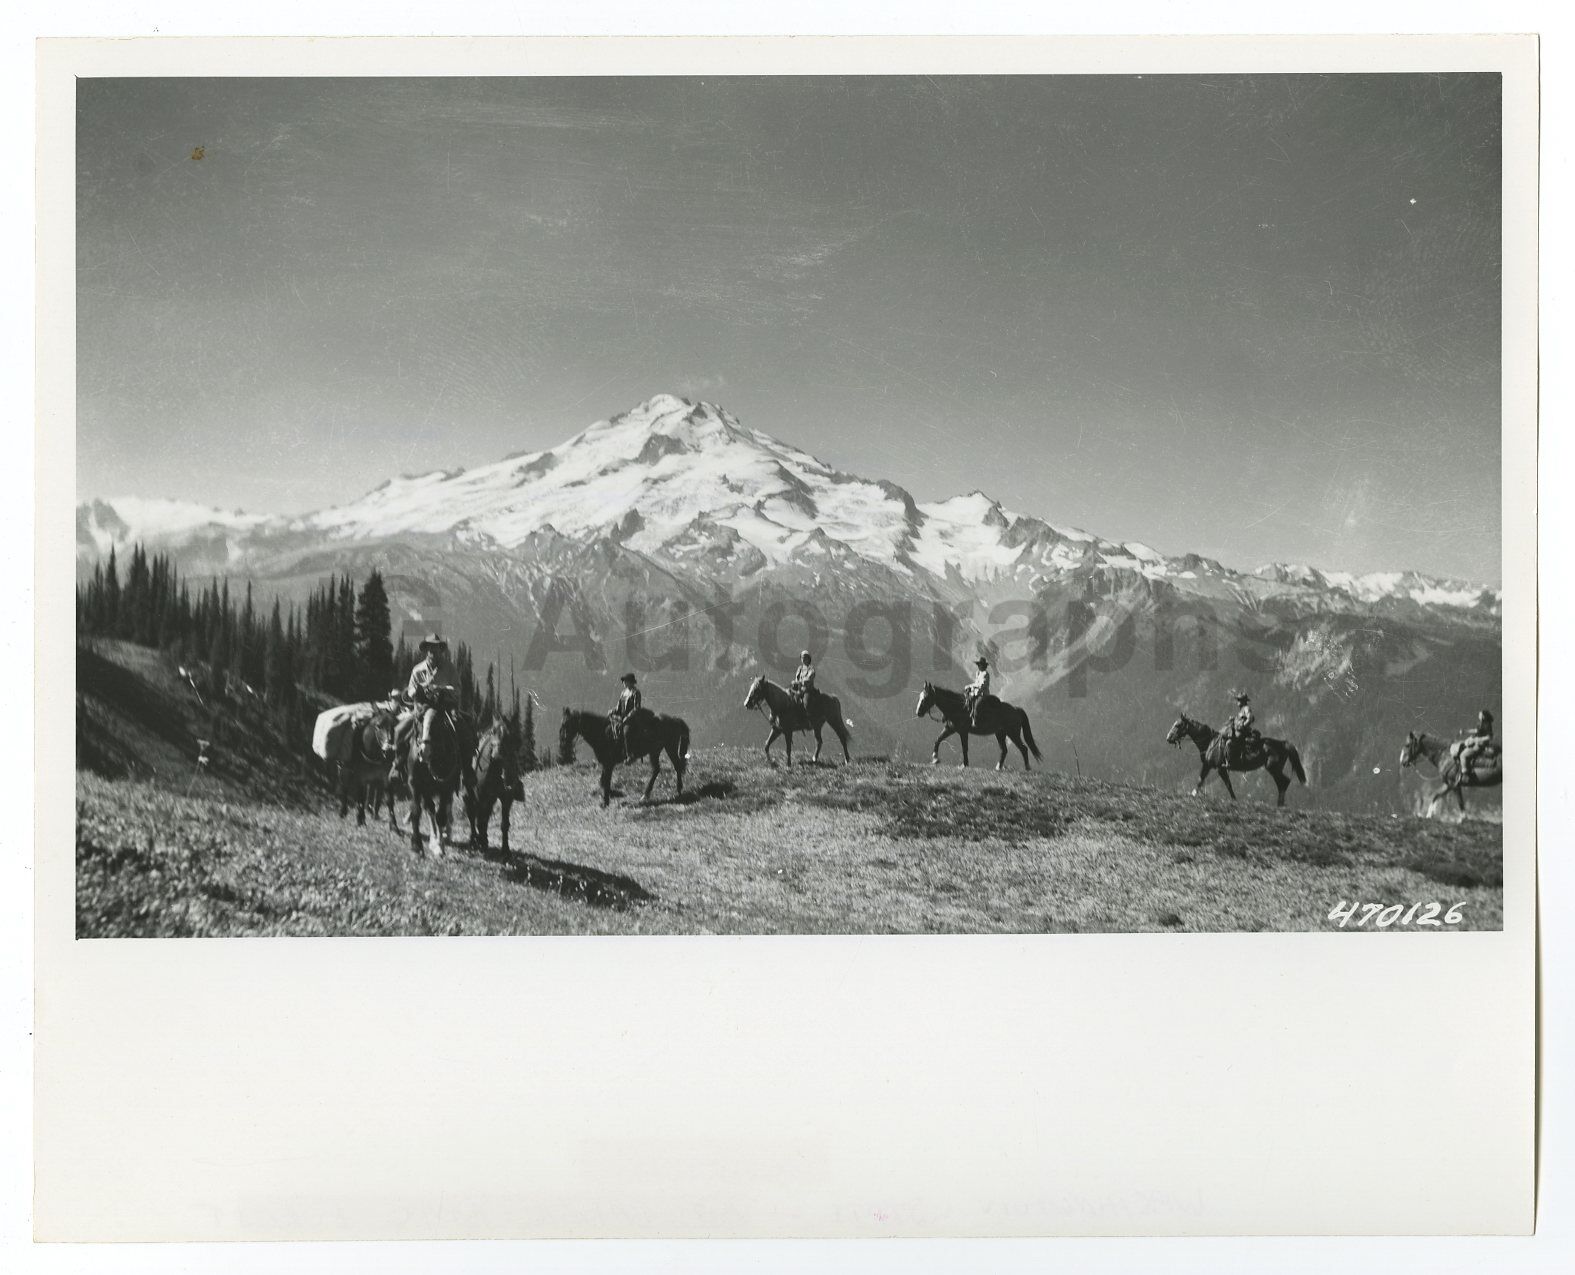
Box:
(78, 394), (1502, 812)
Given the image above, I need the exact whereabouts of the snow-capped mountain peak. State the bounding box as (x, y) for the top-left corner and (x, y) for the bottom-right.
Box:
(77, 395), (1499, 618)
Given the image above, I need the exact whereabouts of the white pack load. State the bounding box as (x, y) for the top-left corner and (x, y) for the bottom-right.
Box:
(312, 702), (376, 762)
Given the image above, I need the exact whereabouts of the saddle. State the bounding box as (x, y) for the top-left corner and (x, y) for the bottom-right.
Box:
(614, 706), (656, 755)
(1209, 732), (1262, 769)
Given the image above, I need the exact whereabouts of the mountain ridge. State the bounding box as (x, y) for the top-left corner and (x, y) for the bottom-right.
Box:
(79, 393), (1500, 616)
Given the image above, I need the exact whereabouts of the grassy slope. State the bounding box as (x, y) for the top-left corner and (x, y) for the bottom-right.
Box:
(76, 744), (1504, 937)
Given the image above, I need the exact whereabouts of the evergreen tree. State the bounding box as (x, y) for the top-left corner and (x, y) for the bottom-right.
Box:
(102, 546), (120, 634)
(354, 569), (394, 700)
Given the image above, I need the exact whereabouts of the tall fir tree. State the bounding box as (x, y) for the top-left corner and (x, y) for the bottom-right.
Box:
(354, 569), (394, 700)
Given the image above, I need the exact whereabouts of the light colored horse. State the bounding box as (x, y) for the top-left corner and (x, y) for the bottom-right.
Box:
(1399, 730), (1501, 817)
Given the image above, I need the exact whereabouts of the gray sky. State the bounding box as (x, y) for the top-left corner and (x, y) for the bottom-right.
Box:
(77, 74), (1502, 583)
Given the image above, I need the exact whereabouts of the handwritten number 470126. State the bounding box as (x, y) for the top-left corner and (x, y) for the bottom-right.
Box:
(1327, 901), (1466, 928)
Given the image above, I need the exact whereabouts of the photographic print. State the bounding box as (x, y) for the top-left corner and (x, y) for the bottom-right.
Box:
(74, 70), (1510, 937)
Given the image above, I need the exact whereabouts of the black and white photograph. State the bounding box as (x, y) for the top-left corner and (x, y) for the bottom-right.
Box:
(71, 68), (1516, 936)
(29, 29), (1546, 1250)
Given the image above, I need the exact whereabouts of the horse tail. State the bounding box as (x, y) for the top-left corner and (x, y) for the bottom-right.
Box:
(678, 720), (691, 770)
(1020, 711), (1042, 760)
(1287, 743), (1307, 785)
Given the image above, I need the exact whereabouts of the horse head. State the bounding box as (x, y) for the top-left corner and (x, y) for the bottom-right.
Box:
(1399, 731), (1420, 768)
(743, 675), (765, 709)
(1166, 713), (1191, 747)
(915, 682), (934, 717)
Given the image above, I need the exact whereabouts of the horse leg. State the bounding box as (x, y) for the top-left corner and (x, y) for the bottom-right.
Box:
(474, 795), (492, 855)
(932, 724), (954, 764)
(994, 734), (1008, 771)
(1193, 760), (1210, 796)
(644, 751), (661, 802)
(812, 725), (824, 765)
(1271, 764), (1289, 807)
(499, 797), (511, 855)
(763, 726), (781, 767)
(669, 740), (686, 797)
(1218, 769), (1237, 801)
(838, 718), (851, 764)
(1454, 784), (1467, 814)
(959, 731), (970, 767)
(427, 795), (445, 858)
(784, 730), (794, 768)
(601, 763), (614, 808)
(1012, 730), (1031, 770)
(409, 783), (425, 855)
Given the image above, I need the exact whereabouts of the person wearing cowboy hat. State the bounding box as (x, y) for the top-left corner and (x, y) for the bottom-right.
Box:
(1452, 708), (1497, 776)
(964, 655), (992, 727)
(389, 634), (455, 782)
(609, 672), (643, 760)
(1219, 689), (1257, 764)
(789, 650), (818, 719)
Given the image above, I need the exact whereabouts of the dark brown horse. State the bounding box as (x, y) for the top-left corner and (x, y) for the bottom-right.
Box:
(465, 717), (525, 856)
(337, 709), (401, 831)
(1400, 730), (1502, 817)
(403, 689), (472, 857)
(561, 707), (690, 807)
(914, 681), (1041, 770)
(743, 675), (853, 766)
(1166, 712), (1306, 807)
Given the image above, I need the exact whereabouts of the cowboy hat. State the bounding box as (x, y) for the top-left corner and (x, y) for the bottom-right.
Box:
(975, 656), (989, 668)
(1230, 688), (1250, 703)
(621, 672), (638, 685)
(800, 650), (813, 661)
(417, 633), (448, 652)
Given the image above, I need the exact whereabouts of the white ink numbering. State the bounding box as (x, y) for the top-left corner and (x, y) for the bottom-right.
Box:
(1327, 900), (1466, 928)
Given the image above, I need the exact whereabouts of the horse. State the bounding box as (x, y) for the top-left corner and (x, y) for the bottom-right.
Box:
(1399, 730), (1502, 817)
(743, 675), (853, 767)
(464, 717), (525, 856)
(1166, 711), (1307, 807)
(914, 681), (1041, 770)
(402, 689), (470, 858)
(560, 707), (690, 808)
(336, 709), (401, 832)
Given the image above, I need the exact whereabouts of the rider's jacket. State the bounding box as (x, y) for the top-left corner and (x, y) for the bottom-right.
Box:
(791, 665), (816, 696)
(614, 686), (642, 719)
(1228, 704), (1254, 736)
(406, 654), (455, 705)
(967, 669), (991, 699)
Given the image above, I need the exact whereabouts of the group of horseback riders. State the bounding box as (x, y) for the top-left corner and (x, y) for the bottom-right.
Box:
(380, 634), (661, 788)
(1208, 688), (1495, 775)
(379, 633), (1498, 797)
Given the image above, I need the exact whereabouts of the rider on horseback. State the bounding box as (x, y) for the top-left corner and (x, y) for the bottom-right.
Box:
(1451, 708), (1496, 776)
(790, 650), (817, 721)
(389, 635), (455, 784)
(610, 672), (642, 760)
(963, 656), (992, 728)
(1220, 690), (1259, 765)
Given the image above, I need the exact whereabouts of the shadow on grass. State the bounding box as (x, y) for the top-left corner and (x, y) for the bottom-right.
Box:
(502, 852), (656, 911)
